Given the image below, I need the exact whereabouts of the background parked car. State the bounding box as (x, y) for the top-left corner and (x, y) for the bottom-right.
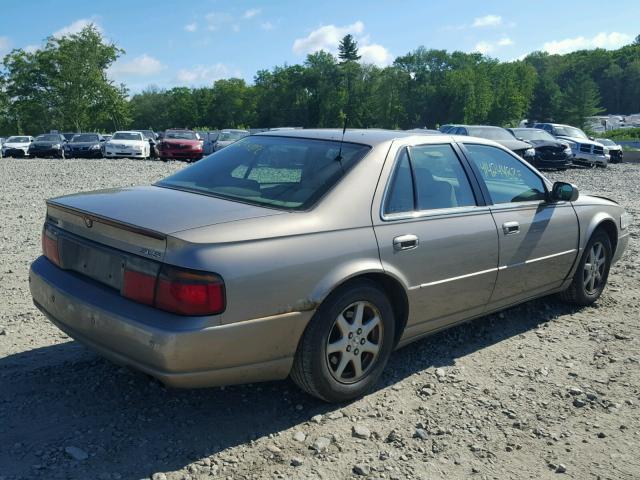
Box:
(2, 136), (34, 157)
(134, 130), (159, 159)
(533, 123), (608, 167)
(201, 131), (220, 155)
(595, 138), (623, 163)
(213, 129), (250, 151)
(28, 133), (67, 159)
(65, 133), (104, 158)
(507, 128), (573, 170)
(451, 125), (535, 160)
(158, 129), (204, 162)
(61, 132), (76, 142)
(438, 124), (462, 133)
(104, 131), (150, 159)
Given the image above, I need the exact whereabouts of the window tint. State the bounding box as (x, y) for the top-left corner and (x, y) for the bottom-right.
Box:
(411, 145), (476, 210)
(465, 144), (546, 204)
(385, 149), (414, 214)
(157, 136), (370, 211)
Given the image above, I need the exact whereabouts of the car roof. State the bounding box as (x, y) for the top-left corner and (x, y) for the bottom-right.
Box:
(253, 128), (502, 148)
(112, 131), (143, 135)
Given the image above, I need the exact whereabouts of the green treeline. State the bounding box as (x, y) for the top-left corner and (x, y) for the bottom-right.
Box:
(1, 26), (639, 135)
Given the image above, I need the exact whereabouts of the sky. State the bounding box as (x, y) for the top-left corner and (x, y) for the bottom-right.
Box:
(0, 0), (638, 92)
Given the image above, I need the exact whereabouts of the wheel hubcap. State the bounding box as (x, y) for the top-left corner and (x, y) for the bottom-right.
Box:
(326, 301), (383, 384)
(583, 241), (606, 295)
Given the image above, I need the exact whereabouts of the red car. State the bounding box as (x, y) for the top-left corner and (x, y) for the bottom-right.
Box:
(158, 129), (204, 162)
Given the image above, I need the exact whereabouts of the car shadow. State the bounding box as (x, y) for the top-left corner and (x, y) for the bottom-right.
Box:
(0, 295), (580, 479)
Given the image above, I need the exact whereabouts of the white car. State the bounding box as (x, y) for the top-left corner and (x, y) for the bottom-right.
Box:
(104, 131), (150, 159)
(2, 135), (34, 157)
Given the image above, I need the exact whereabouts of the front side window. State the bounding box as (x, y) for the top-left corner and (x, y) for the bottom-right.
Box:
(157, 135), (370, 210)
(465, 144), (546, 204)
(384, 144), (477, 215)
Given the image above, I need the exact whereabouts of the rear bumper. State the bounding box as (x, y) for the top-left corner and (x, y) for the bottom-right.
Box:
(29, 256), (311, 388)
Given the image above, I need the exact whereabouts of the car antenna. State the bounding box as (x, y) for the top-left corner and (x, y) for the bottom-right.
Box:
(335, 115), (348, 171)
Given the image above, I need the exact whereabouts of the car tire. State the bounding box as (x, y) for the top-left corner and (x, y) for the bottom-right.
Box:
(560, 230), (612, 306)
(160, 157), (167, 162)
(291, 279), (396, 402)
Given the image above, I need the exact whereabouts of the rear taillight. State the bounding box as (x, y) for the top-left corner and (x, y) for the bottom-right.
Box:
(122, 269), (156, 305)
(122, 262), (225, 316)
(42, 227), (60, 266)
(155, 265), (225, 316)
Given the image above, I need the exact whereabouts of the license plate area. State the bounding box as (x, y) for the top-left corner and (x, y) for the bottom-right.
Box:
(58, 235), (125, 290)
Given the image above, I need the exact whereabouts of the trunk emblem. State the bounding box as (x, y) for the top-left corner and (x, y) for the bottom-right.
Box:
(84, 216), (93, 228)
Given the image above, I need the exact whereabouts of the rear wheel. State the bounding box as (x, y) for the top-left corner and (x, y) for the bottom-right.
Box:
(560, 230), (612, 306)
(291, 280), (395, 402)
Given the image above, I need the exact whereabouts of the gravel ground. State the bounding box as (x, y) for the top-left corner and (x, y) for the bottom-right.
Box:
(0, 158), (638, 480)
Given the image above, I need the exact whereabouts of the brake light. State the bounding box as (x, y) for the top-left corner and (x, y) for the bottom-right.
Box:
(122, 269), (156, 305)
(42, 227), (60, 266)
(155, 265), (225, 315)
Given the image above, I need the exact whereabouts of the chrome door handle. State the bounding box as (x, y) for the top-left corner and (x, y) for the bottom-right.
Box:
(393, 234), (419, 251)
(502, 221), (520, 235)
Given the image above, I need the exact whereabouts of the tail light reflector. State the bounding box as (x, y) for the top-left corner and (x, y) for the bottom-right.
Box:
(42, 227), (60, 266)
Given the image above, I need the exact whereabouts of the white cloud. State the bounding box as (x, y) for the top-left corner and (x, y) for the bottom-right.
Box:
(292, 21), (392, 66)
(473, 37), (514, 55)
(293, 21), (364, 55)
(360, 44), (393, 66)
(184, 22), (197, 33)
(205, 12), (234, 31)
(24, 44), (40, 54)
(109, 54), (166, 77)
(176, 64), (242, 85)
(543, 32), (632, 55)
(261, 21), (275, 31)
(243, 8), (261, 19)
(472, 15), (502, 28)
(473, 41), (494, 54)
(53, 17), (101, 38)
(0, 36), (11, 55)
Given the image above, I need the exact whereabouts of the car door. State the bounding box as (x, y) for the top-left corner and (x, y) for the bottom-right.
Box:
(461, 142), (579, 308)
(372, 141), (500, 340)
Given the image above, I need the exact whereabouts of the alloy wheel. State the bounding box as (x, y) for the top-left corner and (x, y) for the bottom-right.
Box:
(583, 241), (607, 295)
(325, 301), (383, 384)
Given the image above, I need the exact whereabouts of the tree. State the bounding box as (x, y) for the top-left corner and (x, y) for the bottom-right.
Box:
(559, 73), (604, 127)
(1, 24), (129, 133)
(338, 34), (360, 63)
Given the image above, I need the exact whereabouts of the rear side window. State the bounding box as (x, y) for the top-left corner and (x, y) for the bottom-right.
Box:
(384, 144), (477, 215)
(465, 144), (546, 204)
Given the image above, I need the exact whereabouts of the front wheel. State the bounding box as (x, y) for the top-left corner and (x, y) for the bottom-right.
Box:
(291, 280), (395, 402)
(560, 230), (612, 306)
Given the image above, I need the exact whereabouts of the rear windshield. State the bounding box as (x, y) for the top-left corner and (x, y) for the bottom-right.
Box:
(156, 136), (371, 210)
(72, 134), (99, 142)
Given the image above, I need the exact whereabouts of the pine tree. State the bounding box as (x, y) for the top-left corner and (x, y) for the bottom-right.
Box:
(338, 34), (361, 63)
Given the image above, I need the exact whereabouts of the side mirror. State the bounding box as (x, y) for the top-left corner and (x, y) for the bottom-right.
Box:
(551, 181), (579, 202)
